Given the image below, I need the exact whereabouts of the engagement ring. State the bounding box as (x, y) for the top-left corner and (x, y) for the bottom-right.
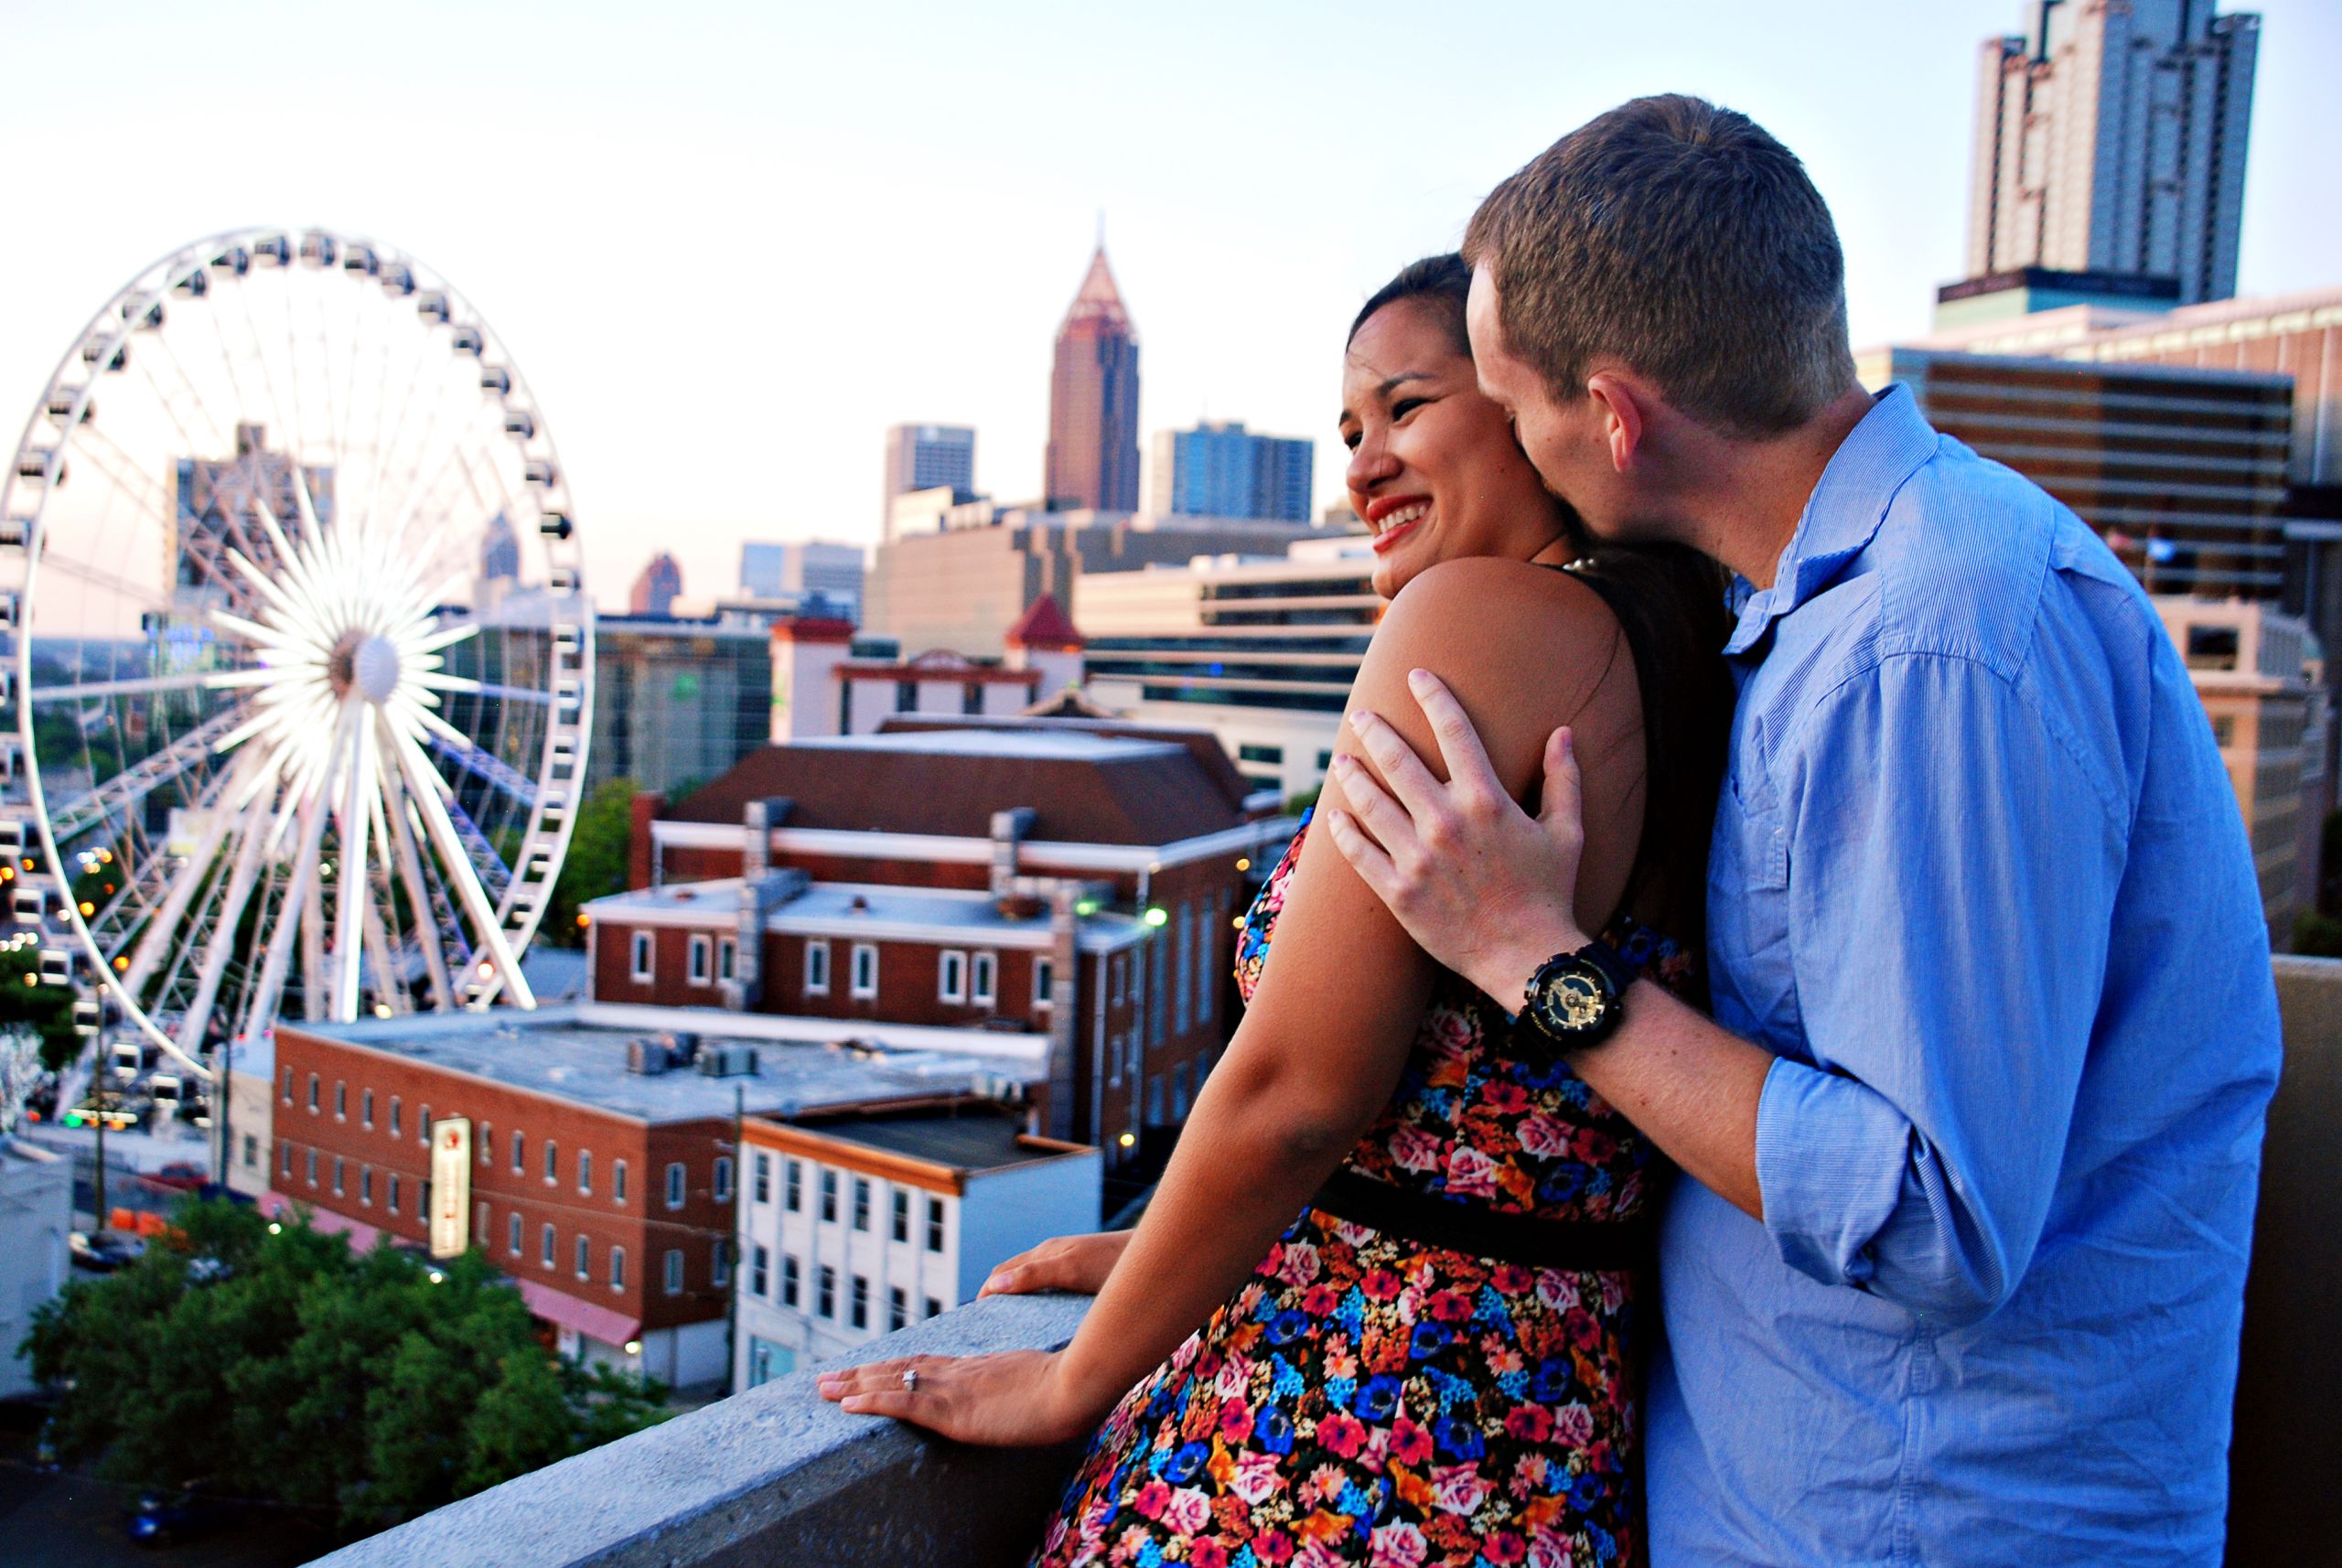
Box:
(901, 1369), (919, 1392)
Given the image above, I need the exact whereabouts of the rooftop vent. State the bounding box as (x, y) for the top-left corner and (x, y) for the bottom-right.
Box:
(696, 1043), (758, 1079)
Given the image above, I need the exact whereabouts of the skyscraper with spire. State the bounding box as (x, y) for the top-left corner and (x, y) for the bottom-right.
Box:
(1046, 242), (1141, 512)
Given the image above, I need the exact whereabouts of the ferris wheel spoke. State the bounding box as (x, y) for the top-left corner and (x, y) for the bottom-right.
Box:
(375, 723), (459, 1011)
(33, 547), (167, 618)
(387, 724), (532, 1007)
(328, 708), (372, 1021)
(28, 670), (246, 704)
(61, 421), (179, 525)
(45, 708), (247, 845)
(236, 764), (337, 1040)
(133, 334), (231, 467)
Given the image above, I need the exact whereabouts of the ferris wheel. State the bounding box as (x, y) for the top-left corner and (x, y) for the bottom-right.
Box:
(0, 228), (594, 1077)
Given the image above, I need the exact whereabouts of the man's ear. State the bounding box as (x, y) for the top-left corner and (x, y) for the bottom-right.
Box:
(1585, 371), (1646, 476)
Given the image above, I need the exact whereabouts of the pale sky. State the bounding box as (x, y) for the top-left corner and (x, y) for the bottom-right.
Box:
(1, 0), (2335, 609)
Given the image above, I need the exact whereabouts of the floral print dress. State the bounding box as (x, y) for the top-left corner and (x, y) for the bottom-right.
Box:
(1032, 814), (1696, 1568)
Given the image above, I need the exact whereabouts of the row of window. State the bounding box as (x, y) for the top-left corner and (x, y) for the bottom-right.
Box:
(750, 1151), (947, 1250)
(279, 1070), (727, 1211)
(747, 1242), (940, 1331)
(493, 1207), (726, 1296)
(628, 932), (1053, 1010)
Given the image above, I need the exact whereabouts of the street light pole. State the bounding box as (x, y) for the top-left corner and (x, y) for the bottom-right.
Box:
(91, 1011), (105, 1236)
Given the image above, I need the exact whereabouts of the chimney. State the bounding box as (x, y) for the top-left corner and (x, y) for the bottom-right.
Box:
(723, 797), (800, 1011)
(990, 807), (1038, 904)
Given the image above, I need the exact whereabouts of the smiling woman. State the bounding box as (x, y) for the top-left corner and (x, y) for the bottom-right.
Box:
(819, 253), (1734, 1567)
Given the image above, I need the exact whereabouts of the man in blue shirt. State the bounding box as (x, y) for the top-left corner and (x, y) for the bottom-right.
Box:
(1325, 95), (2280, 1564)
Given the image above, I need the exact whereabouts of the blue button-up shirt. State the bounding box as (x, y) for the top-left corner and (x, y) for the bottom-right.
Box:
(1649, 386), (2281, 1566)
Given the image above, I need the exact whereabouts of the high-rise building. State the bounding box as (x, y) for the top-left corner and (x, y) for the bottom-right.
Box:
(739, 542), (865, 618)
(880, 425), (976, 536)
(1046, 246), (1141, 512)
(629, 552), (682, 617)
(587, 614), (774, 795)
(1147, 422), (1315, 523)
(171, 422), (332, 612)
(1961, 0), (2259, 308)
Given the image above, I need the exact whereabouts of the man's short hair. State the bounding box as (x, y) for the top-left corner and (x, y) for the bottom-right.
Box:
(1463, 94), (1857, 437)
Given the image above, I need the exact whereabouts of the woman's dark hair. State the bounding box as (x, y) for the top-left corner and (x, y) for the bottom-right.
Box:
(1353, 253), (1735, 966)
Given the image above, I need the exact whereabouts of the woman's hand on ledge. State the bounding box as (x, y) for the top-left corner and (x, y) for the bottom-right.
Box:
(817, 1348), (1103, 1448)
(976, 1230), (1134, 1298)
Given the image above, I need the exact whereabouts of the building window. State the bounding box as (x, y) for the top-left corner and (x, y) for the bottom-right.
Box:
(542, 1224), (556, 1269)
(575, 1234), (590, 1281)
(754, 1152), (772, 1205)
(820, 1168), (838, 1222)
(307, 1073), (319, 1112)
(1173, 1061), (1192, 1120)
(818, 1265), (837, 1319)
(1034, 957), (1055, 1009)
(578, 1150), (593, 1196)
(1148, 1073), (1166, 1125)
(850, 943), (878, 1000)
(962, 681), (983, 715)
(1110, 954), (1124, 1005)
(717, 937), (737, 983)
(281, 1066), (293, 1103)
(926, 1195), (945, 1252)
(850, 1177), (869, 1230)
(688, 934), (712, 985)
(2210, 714), (2237, 747)
(417, 1105), (430, 1144)
(894, 680), (916, 713)
(891, 1188), (909, 1243)
(544, 1139), (558, 1184)
(305, 1148), (318, 1186)
(1173, 904), (1193, 1035)
(511, 1130), (525, 1174)
(782, 1254), (800, 1307)
(279, 1142), (292, 1177)
(786, 1158), (802, 1212)
(609, 1246), (626, 1292)
(508, 1213), (522, 1255)
(888, 1286), (908, 1332)
(478, 1124), (491, 1165)
(630, 930), (654, 983)
(804, 940), (830, 996)
(613, 1159), (628, 1204)
(332, 1157), (345, 1197)
(752, 1244), (770, 1297)
(665, 1162), (686, 1209)
(971, 950), (996, 1006)
(390, 1096), (402, 1138)
(713, 1156), (735, 1203)
(474, 1199), (489, 1243)
(361, 1167), (373, 1206)
(242, 1133), (257, 1169)
(664, 1249), (684, 1296)
(361, 1089), (374, 1128)
(712, 1240), (732, 1288)
(1110, 1031), (1124, 1089)
(389, 1174), (403, 1215)
(335, 1081), (347, 1120)
(747, 1337), (794, 1389)
(940, 950), (966, 1004)
(850, 1274), (869, 1330)
(924, 1295), (942, 1321)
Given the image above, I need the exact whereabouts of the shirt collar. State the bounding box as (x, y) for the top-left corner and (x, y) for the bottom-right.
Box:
(1722, 384), (1940, 657)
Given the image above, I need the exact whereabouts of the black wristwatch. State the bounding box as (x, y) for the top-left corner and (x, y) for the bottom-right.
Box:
(1520, 940), (1636, 1048)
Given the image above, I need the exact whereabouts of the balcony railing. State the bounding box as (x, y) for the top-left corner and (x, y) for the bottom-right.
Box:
(314, 958), (2342, 1568)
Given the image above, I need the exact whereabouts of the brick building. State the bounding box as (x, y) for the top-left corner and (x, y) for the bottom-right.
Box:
(267, 1005), (1009, 1391)
(591, 724), (1290, 1165)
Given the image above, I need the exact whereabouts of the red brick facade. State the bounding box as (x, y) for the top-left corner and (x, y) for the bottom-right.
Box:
(271, 1028), (739, 1336)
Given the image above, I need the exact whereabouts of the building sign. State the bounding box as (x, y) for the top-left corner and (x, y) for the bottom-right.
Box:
(429, 1117), (472, 1258)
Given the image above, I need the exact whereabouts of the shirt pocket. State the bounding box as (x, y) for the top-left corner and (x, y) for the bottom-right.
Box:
(1707, 762), (1800, 1048)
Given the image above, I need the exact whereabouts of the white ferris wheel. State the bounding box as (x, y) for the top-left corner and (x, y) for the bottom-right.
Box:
(0, 228), (594, 1079)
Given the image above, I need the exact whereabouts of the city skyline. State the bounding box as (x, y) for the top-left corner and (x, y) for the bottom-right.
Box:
(1, 0), (2337, 612)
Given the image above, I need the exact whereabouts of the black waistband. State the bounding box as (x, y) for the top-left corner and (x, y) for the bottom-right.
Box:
(1306, 1167), (1653, 1273)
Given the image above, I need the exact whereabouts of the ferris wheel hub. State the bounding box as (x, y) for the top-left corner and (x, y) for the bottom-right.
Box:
(350, 635), (403, 703)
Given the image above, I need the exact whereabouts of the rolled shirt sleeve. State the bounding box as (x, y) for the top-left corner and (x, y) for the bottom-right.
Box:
(1752, 650), (2124, 1326)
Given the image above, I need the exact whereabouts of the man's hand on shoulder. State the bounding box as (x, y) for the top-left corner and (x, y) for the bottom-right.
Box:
(1325, 668), (1590, 1009)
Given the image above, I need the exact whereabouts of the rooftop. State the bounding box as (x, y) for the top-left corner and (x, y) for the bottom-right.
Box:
(769, 1100), (1074, 1173)
(670, 727), (1248, 843)
(586, 877), (1148, 951)
(275, 1004), (1004, 1125)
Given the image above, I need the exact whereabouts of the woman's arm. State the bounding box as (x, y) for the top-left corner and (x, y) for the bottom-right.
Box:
(821, 559), (1646, 1441)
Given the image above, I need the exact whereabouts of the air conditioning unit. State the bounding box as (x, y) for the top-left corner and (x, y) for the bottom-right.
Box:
(696, 1043), (758, 1079)
(626, 1037), (671, 1076)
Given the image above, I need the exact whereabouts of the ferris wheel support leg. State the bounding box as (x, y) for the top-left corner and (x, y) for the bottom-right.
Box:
(300, 857), (328, 1024)
(376, 720), (458, 1012)
(387, 725), (533, 1010)
(328, 708), (371, 1023)
(175, 808), (271, 1059)
(239, 787), (332, 1044)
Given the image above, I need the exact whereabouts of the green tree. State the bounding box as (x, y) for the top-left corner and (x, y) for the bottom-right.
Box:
(543, 778), (637, 948)
(24, 1197), (667, 1536)
(0, 933), (81, 1073)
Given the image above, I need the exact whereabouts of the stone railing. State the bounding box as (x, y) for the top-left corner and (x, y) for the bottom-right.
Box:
(314, 959), (2342, 1568)
(307, 1291), (1093, 1568)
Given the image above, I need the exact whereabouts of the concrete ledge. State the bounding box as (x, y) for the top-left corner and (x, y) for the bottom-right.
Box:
(307, 1292), (1093, 1568)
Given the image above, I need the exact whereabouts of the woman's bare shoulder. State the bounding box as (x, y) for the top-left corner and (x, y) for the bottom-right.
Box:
(1370, 555), (1625, 680)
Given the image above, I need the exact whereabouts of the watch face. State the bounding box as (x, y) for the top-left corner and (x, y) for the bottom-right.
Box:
(1528, 955), (1619, 1041)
